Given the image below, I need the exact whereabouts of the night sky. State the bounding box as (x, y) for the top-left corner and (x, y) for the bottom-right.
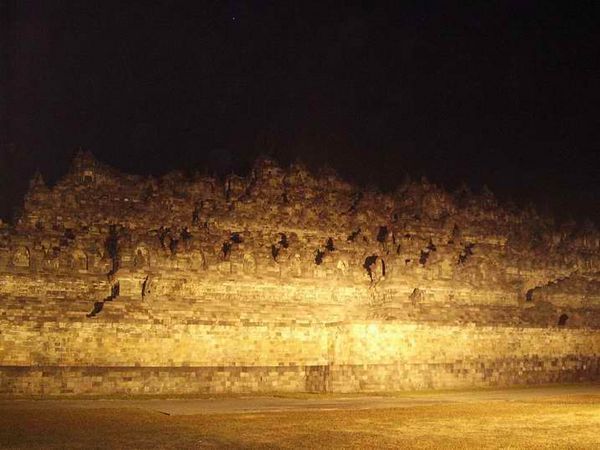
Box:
(2, 1), (599, 223)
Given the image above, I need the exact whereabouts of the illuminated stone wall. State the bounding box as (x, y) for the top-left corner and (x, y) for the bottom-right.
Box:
(0, 151), (599, 396)
(1, 321), (597, 395)
(328, 323), (600, 391)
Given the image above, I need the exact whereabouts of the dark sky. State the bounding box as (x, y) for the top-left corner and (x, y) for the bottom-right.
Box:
(2, 1), (599, 223)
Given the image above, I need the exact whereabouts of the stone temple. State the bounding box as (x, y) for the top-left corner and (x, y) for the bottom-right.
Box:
(1, 150), (599, 396)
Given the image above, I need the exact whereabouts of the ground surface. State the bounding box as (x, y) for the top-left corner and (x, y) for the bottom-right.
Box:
(1, 385), (599, 449)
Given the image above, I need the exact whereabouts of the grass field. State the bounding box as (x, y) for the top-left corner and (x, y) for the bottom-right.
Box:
(1, 392), (599, 449)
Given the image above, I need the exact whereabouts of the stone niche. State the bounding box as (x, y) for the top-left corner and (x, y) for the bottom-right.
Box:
(12, 246), (30, 268)
(133, 245), (151, 269)
(71, 250), (88, 271)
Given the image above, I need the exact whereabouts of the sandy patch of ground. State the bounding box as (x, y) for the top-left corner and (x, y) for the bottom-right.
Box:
(1, 386), (599, 449)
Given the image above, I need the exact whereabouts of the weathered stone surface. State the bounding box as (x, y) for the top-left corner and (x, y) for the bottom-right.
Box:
(0, 151), (599, 396)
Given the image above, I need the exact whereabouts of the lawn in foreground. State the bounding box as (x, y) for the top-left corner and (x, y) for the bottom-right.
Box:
(1, 395), (599, 449)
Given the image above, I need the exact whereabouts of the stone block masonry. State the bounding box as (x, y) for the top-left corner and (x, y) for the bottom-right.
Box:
(0, 151), (599, 396)
(0, 321), (597, 395)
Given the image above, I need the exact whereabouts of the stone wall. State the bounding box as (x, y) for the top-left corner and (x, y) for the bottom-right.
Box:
(1, 320), (597, 396)
(329, 323), (600, 391)
(0, 151), (599, 396)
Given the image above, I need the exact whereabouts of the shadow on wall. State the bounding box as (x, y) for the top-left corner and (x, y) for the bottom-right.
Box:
(86, 282), (120, 318)
(558, 313), (568, 326)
